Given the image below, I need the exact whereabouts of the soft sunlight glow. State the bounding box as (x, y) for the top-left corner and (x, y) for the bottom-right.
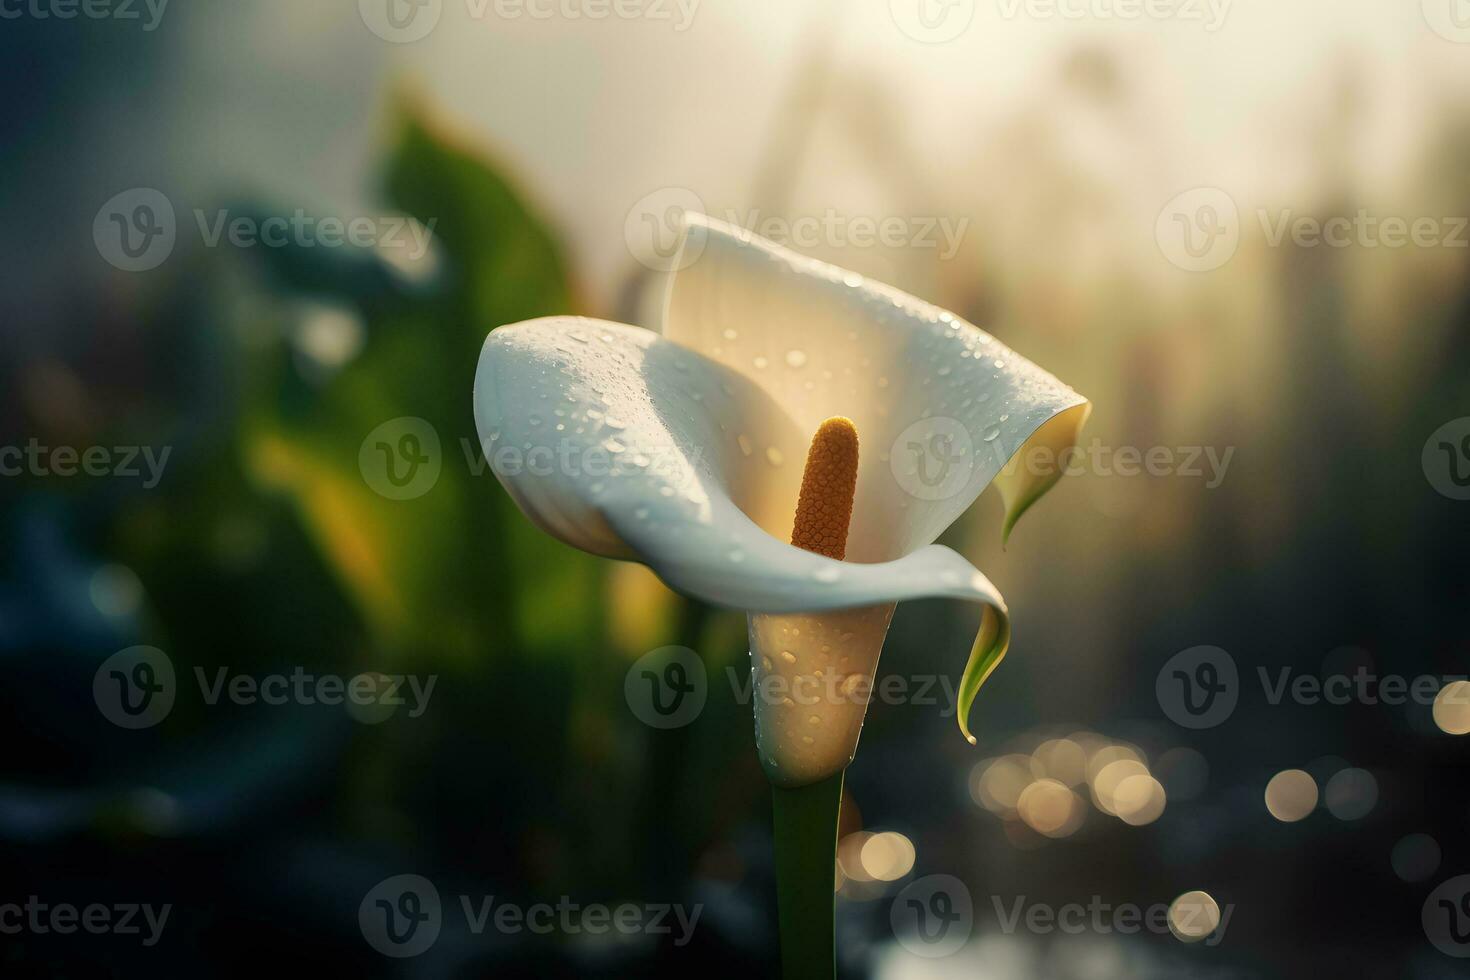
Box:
(1017, 778), (1084, 837)
(1113, 774), (1167, 826)
(1168, 890), (1222, 943)
(1091, 758), (1149, 816)
(1031, 738), (1087, 787)
(1432, 680), (1470, 735)
(859, 832), (916, 882)
(1265, 770), (1318, 822)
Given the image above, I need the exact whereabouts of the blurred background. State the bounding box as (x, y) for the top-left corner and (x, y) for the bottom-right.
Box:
(2, 1), (1469, 977)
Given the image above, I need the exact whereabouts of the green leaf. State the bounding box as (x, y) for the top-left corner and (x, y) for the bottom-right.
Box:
(237, 96), (598, 663)
(956, 604), (1010, 745)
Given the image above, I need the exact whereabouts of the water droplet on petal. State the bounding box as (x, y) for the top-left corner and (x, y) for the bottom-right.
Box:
(785, 349), (808, 369)
(765, 447), (784, 466)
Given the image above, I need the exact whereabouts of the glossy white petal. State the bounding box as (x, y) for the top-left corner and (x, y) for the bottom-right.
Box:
(659, 214), (1090, 556)
(473, 316), (1013, 768)
(474, 316), (1008, 607)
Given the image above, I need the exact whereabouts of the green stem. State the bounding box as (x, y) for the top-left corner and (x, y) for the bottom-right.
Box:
(771, 771), (843, 980)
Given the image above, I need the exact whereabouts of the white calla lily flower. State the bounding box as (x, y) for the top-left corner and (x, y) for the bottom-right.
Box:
(473, 214), (1088, 788)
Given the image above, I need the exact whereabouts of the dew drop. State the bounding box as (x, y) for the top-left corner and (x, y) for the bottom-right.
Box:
(753, 356), (769, 370)
(765, 447), (785, 466)
(780, 651), (797, 664)
(785, 349), (808, 369)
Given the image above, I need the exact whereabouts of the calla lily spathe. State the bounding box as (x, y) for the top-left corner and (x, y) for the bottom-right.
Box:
(473, 214), (1088, 785)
